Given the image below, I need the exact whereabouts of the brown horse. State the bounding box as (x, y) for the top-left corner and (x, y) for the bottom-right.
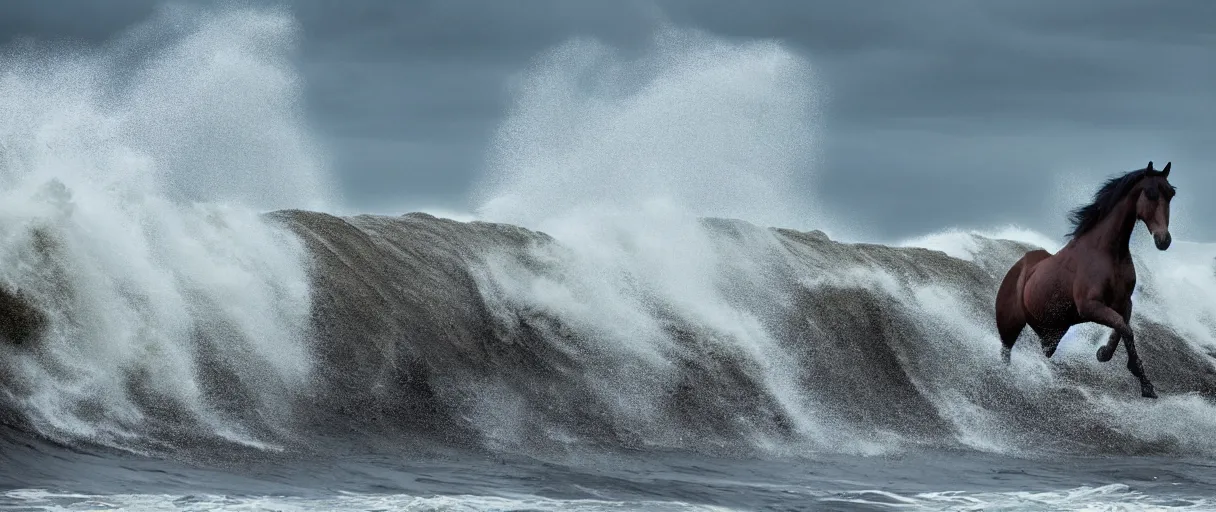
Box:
(995, 161), (1175, 398)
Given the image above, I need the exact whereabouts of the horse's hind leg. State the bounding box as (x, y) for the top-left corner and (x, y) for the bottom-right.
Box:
(995, 253), (1034, 363)
(995, 287), (1025, 364)
(998, 316), (1025, 364)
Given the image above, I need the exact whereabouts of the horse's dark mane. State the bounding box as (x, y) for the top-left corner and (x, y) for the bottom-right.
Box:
(1065, 167), (1164, 239)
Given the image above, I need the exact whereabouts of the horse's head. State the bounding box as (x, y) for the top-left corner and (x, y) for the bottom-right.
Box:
(1135, 161), (1175, 250)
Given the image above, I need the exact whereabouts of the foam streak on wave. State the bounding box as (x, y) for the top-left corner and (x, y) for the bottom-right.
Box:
(470, 26), (870, 454)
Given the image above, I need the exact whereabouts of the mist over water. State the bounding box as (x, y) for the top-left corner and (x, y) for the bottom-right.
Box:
(0, 5), (327, 450)
(474, 27), (828, 233)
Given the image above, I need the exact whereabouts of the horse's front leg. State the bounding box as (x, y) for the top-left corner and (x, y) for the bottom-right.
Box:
(1078, 299), (1156, 398)
(1097, 301), (1131, 363)
(1097, 330), (1120, 362)
(1122, 329), (1157, 399)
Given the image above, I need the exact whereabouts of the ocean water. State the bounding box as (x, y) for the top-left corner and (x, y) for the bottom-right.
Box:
(2, 5), (1215, 511)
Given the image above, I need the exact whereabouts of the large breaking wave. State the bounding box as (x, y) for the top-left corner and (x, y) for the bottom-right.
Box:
(0, 5), (329, 453)
(275, 210), (1216, 459)
(1, 5), (1214, 468)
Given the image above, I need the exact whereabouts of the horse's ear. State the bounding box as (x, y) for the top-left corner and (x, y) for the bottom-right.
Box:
(1146, 161), (1154, 171)
(1162, 162), (1171, 177)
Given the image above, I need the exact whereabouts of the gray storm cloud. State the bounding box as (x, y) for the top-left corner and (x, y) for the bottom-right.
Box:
(1, 0), (1211, 241)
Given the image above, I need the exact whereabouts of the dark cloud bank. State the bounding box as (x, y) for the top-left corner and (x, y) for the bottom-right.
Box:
(1, 0), (1212, 241)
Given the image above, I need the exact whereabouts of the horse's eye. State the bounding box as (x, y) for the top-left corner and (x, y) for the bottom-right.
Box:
(1145, 187), (1160, 201)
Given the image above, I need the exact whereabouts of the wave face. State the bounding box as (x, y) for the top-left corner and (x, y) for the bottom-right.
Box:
(0, 5), (328, 453)
(1, 9), (1214, 466)
(272, 210), (1216, 458)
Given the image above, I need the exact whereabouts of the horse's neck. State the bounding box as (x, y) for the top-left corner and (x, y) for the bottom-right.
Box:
(1085, 195), (1139, 259)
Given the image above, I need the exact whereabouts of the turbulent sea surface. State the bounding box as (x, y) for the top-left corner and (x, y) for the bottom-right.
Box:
(2, 5), (1216, 511)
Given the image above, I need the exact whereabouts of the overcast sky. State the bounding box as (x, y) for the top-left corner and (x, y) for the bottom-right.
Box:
(2, 0), (1213, 242)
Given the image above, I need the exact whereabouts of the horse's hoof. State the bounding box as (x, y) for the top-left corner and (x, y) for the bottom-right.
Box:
(1141, 384), (1158, 399)
(1096, 345), (1115, 363)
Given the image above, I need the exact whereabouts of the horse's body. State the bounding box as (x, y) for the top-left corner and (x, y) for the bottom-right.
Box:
(995, 161), (1176, 399)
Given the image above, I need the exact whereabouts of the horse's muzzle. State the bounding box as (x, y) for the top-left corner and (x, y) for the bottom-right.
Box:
(1154, 232), (1172, 250)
